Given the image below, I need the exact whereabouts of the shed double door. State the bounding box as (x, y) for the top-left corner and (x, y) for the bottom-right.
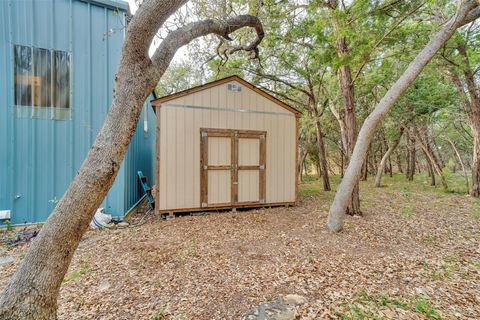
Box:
(200, 128), (266, 208)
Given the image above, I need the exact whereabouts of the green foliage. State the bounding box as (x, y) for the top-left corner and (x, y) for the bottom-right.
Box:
(152, 306), (169, 320)
(157, 0), (477, 204)
(400, 208), (415, 217)
(2, 219), (13, 231)
(334, 290), (442, 320)
(413, 298), (443, 320)
(63, 263), (90, 283)
(472, 202), (480, 220)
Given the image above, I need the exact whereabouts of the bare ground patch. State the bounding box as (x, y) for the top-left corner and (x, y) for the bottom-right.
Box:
(0, 176), (479, 319)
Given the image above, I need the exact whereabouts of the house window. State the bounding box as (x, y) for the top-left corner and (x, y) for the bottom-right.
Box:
(14, 45), (71, 119)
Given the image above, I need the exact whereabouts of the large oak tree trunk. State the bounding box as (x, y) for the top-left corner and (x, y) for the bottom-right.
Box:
(374, 128), (404, 187)
(0, 1), (264, 318)
(327, 0), (479, 232)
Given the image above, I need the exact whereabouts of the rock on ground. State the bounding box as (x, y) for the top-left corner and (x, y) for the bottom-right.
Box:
(242, 295), (307, 320)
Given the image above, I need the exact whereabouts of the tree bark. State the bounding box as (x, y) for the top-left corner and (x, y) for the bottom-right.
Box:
(425, 155), (436, 186)
(312, 111), (331, 191)
(298, 147), (308, 183)
(450, 41), (480, 196)
(396, 150), (404, 173)
(327, 0), (479, 232)
(446, 137), (470, 191)
(413, 126), (448, 190)
(361, 146), (370, 181)
(408, 144), (416, 181)
(0, 1), (264, 318)
(388, 156), (393, 177)
(340, 148), (345, 178)
(327, 1), (361, 215)
(374, 128), (404, 187)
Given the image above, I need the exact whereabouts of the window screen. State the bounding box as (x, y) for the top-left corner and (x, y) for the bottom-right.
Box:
(14, 45), (33, 106)
(33, 48), (52, 107)
(54, 51), (70, 109)
(14, 45), (71, 119)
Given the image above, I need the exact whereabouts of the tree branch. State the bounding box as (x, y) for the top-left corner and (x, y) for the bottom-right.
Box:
(151, 15), (264, 74)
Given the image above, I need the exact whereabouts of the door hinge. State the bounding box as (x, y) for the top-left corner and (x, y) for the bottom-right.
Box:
(201, 131), (208, 137)
(201, 202), (208, 208)
(233, 181), (238, 185)
(260, 134), (265, 140)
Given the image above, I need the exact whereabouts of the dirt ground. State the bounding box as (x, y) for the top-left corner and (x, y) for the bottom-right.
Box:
(0, 175), (479, 319)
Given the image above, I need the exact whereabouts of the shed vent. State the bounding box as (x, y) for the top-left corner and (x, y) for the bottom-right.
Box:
(227, 83), (242, 92)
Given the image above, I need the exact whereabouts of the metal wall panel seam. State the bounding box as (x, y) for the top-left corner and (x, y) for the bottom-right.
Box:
(7, 0), (14, 216)
(69, 0), (74, 201)
(29, 0), (36, 222)
(162, 103), (295, 117)
(51, 0), (56, 217)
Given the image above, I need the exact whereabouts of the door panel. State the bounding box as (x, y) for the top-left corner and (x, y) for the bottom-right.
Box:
(208, 137), (231, 166)
(200, 128), (266, 208)
(238, 138), (260, 166)
(238, 170), (259, 202)
(208, 170), (231, 204)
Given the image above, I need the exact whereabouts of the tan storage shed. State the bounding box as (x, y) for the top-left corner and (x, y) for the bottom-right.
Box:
(152, 76), (301, 215)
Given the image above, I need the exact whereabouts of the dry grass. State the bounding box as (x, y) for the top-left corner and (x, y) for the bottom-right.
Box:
(0, 173), (479, 319)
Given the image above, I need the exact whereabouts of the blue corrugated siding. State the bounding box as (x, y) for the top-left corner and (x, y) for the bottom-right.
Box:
(123, 99), (157, 213)
(0, 0), (154, 224)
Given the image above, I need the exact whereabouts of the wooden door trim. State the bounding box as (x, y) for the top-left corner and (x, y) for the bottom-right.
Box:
(259, 133), (266, 202)
(200, 128), (267, 208)
(200, 130), (209, 207)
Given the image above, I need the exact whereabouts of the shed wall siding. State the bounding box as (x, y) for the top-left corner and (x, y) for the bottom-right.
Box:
(158, 80), (296, 211)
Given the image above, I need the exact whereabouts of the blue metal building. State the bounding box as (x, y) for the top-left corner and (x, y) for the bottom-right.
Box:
(0, 0), (156, 224)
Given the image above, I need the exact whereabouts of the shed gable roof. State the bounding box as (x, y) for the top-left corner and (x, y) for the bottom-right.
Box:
(151, 75), (301, 117)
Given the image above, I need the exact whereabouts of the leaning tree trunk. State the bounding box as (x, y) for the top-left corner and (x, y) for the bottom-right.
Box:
(327, 0), (480, 232)
(0, 1), (264, 317)
(374, 128), (404, 187)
